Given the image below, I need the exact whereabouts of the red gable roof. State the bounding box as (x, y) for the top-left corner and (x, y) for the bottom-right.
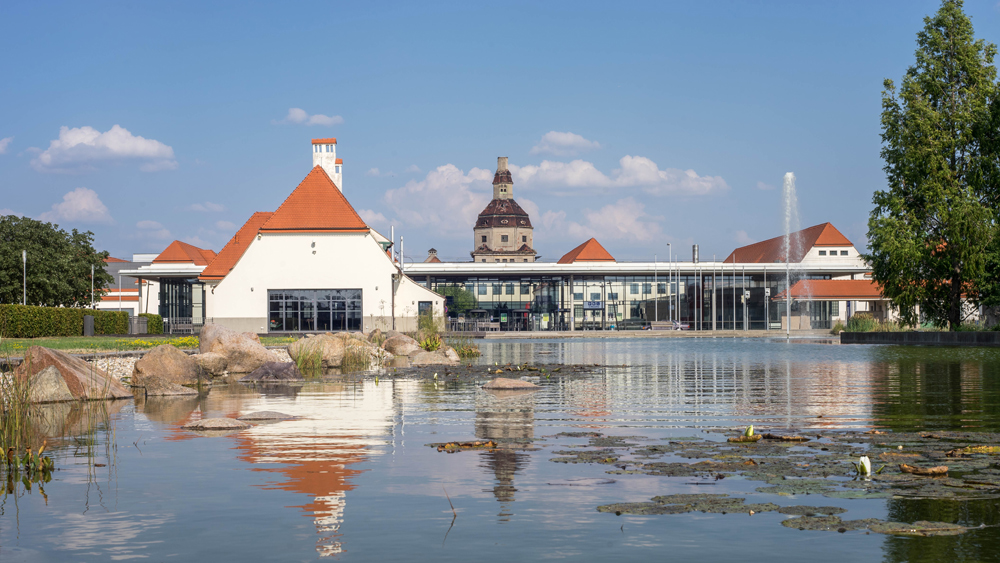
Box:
(774, 279), (883, 301)
(104, 256), (128, 263)
(724, 223), (853, 264)
(153, 240), (217, 265)
(259, 166), (368, 233)
(558, 238), (615, 264)
(200, 212), (273, 280)
(311, 138), (337, 144)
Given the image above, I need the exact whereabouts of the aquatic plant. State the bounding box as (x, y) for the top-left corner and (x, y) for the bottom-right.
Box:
(420, 334), (442, 352)
(445, 335), (480, 358)
(744, 425), (754, 437)
(853, 455), (871, 476)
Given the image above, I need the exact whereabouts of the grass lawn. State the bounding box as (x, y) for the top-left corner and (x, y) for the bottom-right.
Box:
(0, 335), (297, 355)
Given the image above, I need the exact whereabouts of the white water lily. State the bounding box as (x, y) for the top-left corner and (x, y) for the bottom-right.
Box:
(433, 373), (438, 380)
(856, 455), (872, 475)
(744, 425), (754, 437)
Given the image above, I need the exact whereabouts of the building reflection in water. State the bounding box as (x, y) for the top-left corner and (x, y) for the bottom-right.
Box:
(474, 388), (536, 521)
(141, 380), (414, 557)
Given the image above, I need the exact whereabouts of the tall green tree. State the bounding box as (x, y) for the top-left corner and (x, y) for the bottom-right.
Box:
(866, 0), (999, 329)
(0, 215), (113, 307)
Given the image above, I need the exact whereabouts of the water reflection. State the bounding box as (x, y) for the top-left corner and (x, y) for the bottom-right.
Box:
(475, 389), (535, 519)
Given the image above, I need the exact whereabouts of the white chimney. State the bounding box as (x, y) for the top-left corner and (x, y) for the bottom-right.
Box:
(311, 138), (343, 191)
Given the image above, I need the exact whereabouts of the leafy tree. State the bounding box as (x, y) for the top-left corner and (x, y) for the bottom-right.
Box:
(866, 0), (999, 329)
(0, 215), (113, 307)
(435, 285), (478, 316)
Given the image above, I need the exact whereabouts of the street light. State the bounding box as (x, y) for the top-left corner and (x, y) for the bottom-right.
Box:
(22, 249), (26, 306)
(666, 243), (672, 323)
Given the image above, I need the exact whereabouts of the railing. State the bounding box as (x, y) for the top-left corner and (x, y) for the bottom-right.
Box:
(448, 320), (501, 332)
(163, 317), (207, 335)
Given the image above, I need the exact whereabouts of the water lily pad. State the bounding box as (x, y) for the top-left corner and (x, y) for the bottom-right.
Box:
(596, 502), (691, 515)
(868, 520), (968, 537)
(781, 516), (880, 532)
(823, 490), (895, 499)
(777, 505), (848, 516)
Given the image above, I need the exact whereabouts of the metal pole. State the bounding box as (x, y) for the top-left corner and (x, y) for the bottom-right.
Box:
(667, 243), (672, 323)
(118, 274), (122, 312)
(712, 255), (716, 331)
(654, 254), (658, 322)
(22, 249), (26, 306)
(764, 267), (768, 331)
(91, 263), (95, 308)
(400, 236), (405, 275)
(742, 265), (746, 331)
(786, 251), (791, 339)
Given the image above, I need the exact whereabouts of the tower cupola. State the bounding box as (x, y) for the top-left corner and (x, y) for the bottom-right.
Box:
(493, 156), (513, 200)
(311, 138), (343, 191)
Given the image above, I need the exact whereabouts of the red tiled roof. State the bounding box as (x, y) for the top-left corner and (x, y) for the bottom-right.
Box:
(104, 256), (128, 263)
(335, 158), (343, 164)
(558, 238), (615, 264)
(425, 256), (442, 263)
(724, 223), (853, 264)
(773, 279), (883, 301)
(311, 138), (337, 144)
(200, 212), (273, 280)
(153, 241), (217, 265)
(259, 166), (368, 233)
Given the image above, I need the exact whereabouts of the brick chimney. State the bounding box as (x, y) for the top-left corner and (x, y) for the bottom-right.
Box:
(311, 138), (343, 191)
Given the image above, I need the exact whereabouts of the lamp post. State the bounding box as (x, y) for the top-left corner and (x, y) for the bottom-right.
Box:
(654, 253), (657, 323)
(22, 249), (26, 306)
(666, 243), (671, 323)
(91, 263), (95, 309)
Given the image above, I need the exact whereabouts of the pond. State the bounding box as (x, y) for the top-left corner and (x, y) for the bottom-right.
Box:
(3, 337), (1000, 562)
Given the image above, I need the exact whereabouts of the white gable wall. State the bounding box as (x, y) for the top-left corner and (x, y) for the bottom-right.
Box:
(205, 231), (443, 333)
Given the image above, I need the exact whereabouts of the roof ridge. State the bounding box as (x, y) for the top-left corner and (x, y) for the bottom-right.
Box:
(260, 166), (368, 233)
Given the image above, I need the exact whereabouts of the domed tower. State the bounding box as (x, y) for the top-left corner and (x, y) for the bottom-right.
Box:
(472, 157), (537, 263)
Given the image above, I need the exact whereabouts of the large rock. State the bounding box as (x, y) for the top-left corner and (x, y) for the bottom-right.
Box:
(191, 352), (228, 376)
(138, 375), (199, 397)
(27, 366), (75, 403)
(183, 417), (250, 430)
(287, 334), (345, 370)
(14, 346), (132, 401)
(240, 362), (304, 382)
(199, 323), (278, 373)
(409, 350), (460, 366)
(442, 346), (460, 364)
(132, 344), (203, 387)
(384, 334), (422, 356)
(483, 377), (540, 390)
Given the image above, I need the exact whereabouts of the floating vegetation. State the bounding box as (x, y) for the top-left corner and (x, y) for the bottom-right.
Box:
(432, 440), (496, 453)
(598, 493), (778, 516)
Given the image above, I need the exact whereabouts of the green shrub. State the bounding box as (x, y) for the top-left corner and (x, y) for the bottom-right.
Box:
(0, 304), (127, 338)
(846, 313), (879, 332)
(139, 313), (163, 335)
(420, 334), (442, 351)
(830, 321), (845, 335)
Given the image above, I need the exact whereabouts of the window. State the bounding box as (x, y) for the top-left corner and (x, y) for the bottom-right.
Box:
(522, 235), (527, 243)
(523, 259), (527, 262)
(481, 259), (486, 262)
(819, 250), (827, 256)
(268, 289), (362, 332)
(478, 284), (487, 295)
(841, 250), (849, 256)
(608, 292), (618, 300)
(501, 235), (509, 242)
(573, 292), (583, 300)
(465, 283), (474, 293)
(506, 283), (514, 295)
(494, 259), (499, 262)
(590, 292), (601, 301)
(481, 235), (487, 243)
(521, 284), (531, 295)
(574, 305), (583, 319)
(642, 283), (652, 294)
(502, 259), (507, 263)
(336, 166), (341, 173)
(492, 284), (501, 294)
(831, 301), (840, 315)
(657, 283), (667, 294)
(630, 283), (639, 295)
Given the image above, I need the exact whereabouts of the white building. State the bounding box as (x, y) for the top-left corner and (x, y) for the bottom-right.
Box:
(123, 140), (443, 334)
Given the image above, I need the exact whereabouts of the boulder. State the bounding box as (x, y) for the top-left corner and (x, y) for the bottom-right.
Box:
(28, 366), (75, 403)
(367, 328), (384, 343)
(384, 334), (422, 356)
(132, 344), (203, 387)
(240, 362), (304, 382)
(242, 332), (261, 344)
(183, 417), (251, 430)
(409, 350), (460, 366)
(199, 323), (278, 373)
(238, 411), (295, 421)
(138, 375), (199, 397)
(14, 346), (132, 401)
(441, 346), (460, 364)
(191, 352), (228, 376)
(483, 377), (540, 390)
(287, 334), (345, 370)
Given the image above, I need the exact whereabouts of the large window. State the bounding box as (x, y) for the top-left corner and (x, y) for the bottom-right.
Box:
(268, 289), (362, 332)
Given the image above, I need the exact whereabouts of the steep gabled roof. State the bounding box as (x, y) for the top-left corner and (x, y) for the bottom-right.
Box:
(724, 223), (853, 264)
(558, 238), (615, 264)
(259, 166), (368, 233)
(773, 279), (883, 301)
(199, 212), (273, 280)
(104, 256), (128, 263)
(153, 240), (217, 265)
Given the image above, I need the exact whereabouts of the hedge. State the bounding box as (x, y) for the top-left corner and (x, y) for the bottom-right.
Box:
(139, 313), (164, 335)
(0, 304), (129, 338)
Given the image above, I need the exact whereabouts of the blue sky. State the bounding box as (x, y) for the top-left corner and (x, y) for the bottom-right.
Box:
(2, 1), (999, 263)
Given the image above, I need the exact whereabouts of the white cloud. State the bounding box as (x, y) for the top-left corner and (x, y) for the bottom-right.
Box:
(366, 168), (381, 177)
(182, 235), (213, 248)
(279, 108), (344, 127)
(511, 155), (728, 196)
(530, 131), (601, 156)
(0, 136), (12, 154)
(31, 125), (176, 173)
(539, 198), (662, 244)
(383, 164), (493, 237)
(39, 188), (112, 224)
(136, 219), (171, 240)
(405, 165), (422, 174)
(189, 201), (225, 212)
(358, 208), (388, 227)
(734, 230), (755, 245)
(215, 220), (236, 231)
(0, 208), (23, 217)
(756, 181), (776, 191)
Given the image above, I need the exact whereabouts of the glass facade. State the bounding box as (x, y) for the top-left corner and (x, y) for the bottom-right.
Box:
(425, 270), (836, 331)
(268, 289), (362, 332)
(159, 279), (205, 324)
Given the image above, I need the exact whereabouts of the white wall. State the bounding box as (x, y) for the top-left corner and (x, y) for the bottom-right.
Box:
(205, 231), (443, 333)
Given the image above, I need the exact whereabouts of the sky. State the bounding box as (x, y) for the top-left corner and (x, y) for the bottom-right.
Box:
(2, 1), (1000, 264)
